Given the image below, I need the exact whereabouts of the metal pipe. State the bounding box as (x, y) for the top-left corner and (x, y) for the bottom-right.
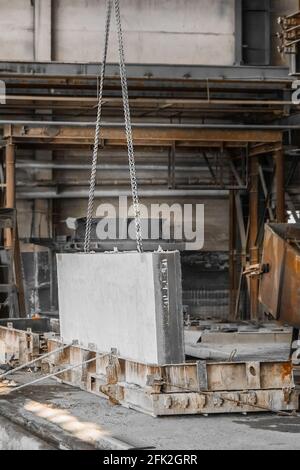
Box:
(0, 119), (299, 129)
(15, 161), (209, 172)
(16, 188), (229, 199)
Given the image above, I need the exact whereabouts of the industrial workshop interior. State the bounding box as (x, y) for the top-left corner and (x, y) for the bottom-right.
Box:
(0, 0), (300, 456)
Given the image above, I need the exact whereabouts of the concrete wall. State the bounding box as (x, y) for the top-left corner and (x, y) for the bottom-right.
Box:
(0, 0), (236, 64)
(0, 0), (34, 61)
(0, 0), (297, 65)
(53, 0), (235, 64)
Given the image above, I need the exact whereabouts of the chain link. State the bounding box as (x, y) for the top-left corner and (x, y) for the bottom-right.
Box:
(84, 0), (112, 253)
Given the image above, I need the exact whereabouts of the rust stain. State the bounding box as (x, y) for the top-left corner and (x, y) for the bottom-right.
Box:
(280, 361), (292, 381)
(260, 224), (300, 327)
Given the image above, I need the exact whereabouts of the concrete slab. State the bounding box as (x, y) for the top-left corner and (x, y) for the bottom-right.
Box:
(57, 251), (184, 365)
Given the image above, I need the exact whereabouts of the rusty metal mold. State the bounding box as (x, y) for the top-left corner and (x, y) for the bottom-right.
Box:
(0, 325), (43, 366)
(42, 338), (298, 417)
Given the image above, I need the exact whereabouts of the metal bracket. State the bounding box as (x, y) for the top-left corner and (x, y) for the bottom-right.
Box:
(196, 361), (208, 391)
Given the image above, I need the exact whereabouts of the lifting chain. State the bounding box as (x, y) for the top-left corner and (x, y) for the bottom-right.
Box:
(84, 0), (143, 253)
(84, 0), (112, 253)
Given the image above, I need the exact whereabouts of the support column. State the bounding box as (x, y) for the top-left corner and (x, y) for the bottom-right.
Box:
(4, 142), (26, 316)
(5, 143), (15, 209)
(274, 148), (285, 223)
(34, 0), (52, 61)
(229, 190), (237, 319)
(5, 143), (15, 249)
(249, 156), (259, 320)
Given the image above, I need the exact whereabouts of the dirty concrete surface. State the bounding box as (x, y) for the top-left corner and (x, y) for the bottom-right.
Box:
(0, 416), (54, 450)
(0, 372), (299, 450)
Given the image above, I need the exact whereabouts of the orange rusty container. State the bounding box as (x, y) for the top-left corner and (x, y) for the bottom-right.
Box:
(259, 223), (300, 327)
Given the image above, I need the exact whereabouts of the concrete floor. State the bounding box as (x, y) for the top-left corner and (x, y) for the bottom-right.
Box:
(0, 416), (53, 450)
(0, 371), (299, 450)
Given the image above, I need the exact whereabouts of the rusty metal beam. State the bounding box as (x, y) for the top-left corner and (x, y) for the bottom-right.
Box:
(4, 143), (15, 249)
(3, 143), (26, 317)
(5, 143), (15, 210)
(249, 156), (259, 321)
(229, 190), (237, 320)
(249, 142), (282, 157)
(3, 124), (283, 148)
(2, 95), (293, 107)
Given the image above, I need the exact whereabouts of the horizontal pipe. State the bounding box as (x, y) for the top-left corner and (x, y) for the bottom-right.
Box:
(16, 188), (229, 199)
(3, 95), (293, 106)
(17, 180), (235, 188)
(0, 119), (298, 129)
(15, 161), (208, 172)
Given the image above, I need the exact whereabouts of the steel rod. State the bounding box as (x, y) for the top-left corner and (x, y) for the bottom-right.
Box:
(0, 343), (72, 380)
(0, 120), (299, 129)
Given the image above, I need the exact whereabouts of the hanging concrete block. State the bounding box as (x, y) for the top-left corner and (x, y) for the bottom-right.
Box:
(57, 251), (184, 365)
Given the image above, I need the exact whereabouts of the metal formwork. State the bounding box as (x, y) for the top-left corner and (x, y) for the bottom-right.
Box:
(43, 338), (298, 417)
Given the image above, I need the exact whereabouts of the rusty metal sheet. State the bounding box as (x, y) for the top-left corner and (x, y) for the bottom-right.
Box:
(259, 223), (300, 327)
(259, 224), (286, 318)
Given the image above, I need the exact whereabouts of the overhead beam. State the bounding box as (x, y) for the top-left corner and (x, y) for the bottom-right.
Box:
(3, 124), (283, 148)
(0, 62), (291, 81)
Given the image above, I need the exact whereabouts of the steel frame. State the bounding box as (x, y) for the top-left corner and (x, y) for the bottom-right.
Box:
(0, 61), (292, 80)
(42, 337), (298, 416)
(2, 122), (285, 321)
(0, 59), (295, 321)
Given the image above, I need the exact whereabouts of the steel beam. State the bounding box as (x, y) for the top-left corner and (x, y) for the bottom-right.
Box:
(0, 120), (295, 131)
(3, 124), (283, 148)
(16, 188), (229, 200)
(0, 62), (292, 81)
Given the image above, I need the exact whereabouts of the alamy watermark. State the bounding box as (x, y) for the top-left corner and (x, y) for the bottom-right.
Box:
(67, 196), (205, 250)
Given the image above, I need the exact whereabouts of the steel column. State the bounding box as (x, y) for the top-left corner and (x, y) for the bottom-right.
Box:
(274, 148), (286, 222)
(5, 143), (15, 210)
(249, 156), (259, 320)
(229, 190), (237, 319)
(4, 142), (26, 317)
(5, 143), (15, 249)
